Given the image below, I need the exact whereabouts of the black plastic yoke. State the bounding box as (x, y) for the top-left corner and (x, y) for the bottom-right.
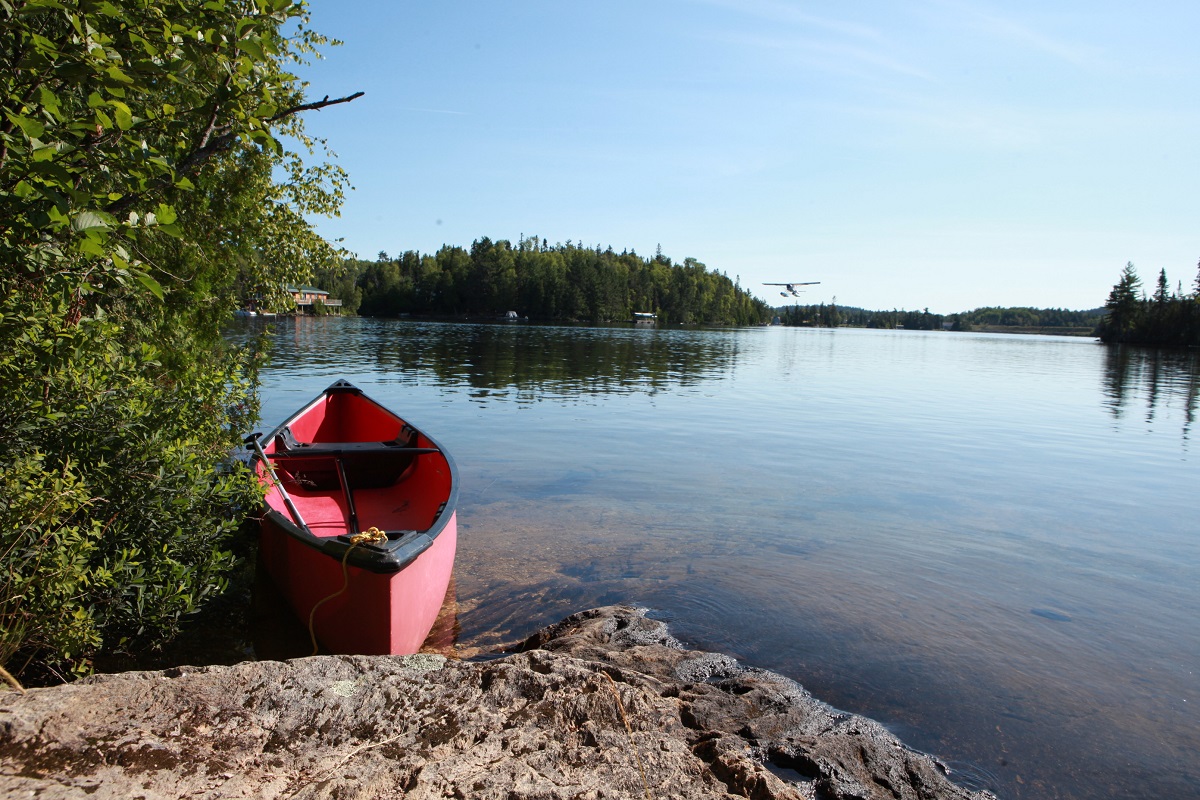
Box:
(270, 443), (441, 458)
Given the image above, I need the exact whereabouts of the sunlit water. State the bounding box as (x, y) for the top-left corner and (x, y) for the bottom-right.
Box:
(240, 316), (1198, 800)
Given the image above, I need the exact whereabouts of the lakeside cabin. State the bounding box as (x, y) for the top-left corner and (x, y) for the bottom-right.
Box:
(288, 285), (343, 315)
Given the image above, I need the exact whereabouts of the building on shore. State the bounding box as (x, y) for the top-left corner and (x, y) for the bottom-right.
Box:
(287, 286), (343, 315)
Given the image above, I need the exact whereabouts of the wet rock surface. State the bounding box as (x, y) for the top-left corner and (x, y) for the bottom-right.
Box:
(0, 606), (994, 799)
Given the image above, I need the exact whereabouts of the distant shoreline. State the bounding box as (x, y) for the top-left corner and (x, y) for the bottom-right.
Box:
(954, 325), (1096, 337)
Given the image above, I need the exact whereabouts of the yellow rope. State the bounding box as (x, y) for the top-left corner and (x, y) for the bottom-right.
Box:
(307, 527), (389, 656)
(349, 526), (389, 546)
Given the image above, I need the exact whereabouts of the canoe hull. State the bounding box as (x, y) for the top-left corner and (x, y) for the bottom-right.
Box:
(258, 510), (456, 655)
(252, 380), (459, 655)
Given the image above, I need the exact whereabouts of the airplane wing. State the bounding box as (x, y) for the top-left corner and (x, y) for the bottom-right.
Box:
(763, 282), (820, 286)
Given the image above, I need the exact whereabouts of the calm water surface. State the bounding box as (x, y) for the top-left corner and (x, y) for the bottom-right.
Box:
(245, 317), (1199, 800)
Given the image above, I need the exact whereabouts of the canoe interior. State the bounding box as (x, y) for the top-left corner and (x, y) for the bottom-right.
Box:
(261, 390), (452, 538)
(285, 388), (404, 444)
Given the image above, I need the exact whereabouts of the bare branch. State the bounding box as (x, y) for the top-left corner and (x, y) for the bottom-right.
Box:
(105, 91), (364, 217)
(268, 92), (365, 124)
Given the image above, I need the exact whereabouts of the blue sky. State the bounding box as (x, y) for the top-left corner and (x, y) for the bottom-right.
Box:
(291, 1), (1199, 313)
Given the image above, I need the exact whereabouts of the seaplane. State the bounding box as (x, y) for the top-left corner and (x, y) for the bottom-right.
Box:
(764, 281), (820, 298)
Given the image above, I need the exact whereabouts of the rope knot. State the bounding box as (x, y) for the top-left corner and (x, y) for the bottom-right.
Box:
(349, 526), (389, 545)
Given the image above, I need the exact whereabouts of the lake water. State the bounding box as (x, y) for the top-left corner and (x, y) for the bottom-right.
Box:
(246, 316), (1199, 800)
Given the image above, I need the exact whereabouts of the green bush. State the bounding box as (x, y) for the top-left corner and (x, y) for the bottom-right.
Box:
(0, 298), (263, 681)
(0, 0), (351, 682)
(0, 452), (103, 678)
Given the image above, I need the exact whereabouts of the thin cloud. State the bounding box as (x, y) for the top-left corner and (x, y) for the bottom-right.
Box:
(927, 0), (1102, 68)
(690, 0), (886, 41)
(397, 107), (469, 116)
(686, 1), (931, 85)
(713, 30), (932, 82)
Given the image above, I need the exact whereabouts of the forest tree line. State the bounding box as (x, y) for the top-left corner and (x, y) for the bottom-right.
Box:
(315, 241), (1095, 335)
(774, 303), (1101, 333)
(952, 306), (1102, 332)
(1097, 261), (1200, 347)
(777, 303), (947, 330)
(312, 242), (1200, 348)
(314, 237), (771, 326)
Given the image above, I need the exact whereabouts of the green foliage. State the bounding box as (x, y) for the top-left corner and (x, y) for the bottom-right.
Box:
(777, 301), (849, 328)
(0, 0), (352, 680)
(0, 297), (264, 679)
(0, 452), (104, 677)
(1099, 262), (1145, 343)
(328, 237), (770, 326)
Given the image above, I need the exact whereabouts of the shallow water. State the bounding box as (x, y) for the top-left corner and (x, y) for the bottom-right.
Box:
(243, 317), (1199, 800)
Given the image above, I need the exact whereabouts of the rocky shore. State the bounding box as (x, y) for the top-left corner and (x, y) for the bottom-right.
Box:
(0, 606), (994, 799)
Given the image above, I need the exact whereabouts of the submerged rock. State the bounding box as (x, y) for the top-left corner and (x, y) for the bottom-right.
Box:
(0, 606), (994, 799)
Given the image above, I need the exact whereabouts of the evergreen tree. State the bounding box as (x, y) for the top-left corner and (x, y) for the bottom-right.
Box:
(1099, 263), (1144, 343)
(1154, 268), (1171, 304)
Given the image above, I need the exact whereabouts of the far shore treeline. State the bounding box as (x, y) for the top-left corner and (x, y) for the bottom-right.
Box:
(774, 303), (1104, 334)
(315, 238), (771, 326)
(314, 243), (1200, 341)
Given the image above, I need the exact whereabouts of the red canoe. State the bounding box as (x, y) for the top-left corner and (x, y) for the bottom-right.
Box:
(250, 380), (458, 655)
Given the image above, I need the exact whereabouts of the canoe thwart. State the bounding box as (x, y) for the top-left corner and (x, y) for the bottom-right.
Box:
(272, 425), (440, 457)
(270, 444), (442, 458)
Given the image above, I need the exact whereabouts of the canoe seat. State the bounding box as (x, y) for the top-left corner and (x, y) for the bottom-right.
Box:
(272, 425), (421, 454)
(271, 427), (436, 491)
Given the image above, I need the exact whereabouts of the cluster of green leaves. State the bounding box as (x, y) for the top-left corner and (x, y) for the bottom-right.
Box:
(324, 236), (771, 326)
(1, 0), (351, 681)
(1097, 261), (1200, 347)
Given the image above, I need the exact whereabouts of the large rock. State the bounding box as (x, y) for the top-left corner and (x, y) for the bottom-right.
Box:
(0, 606), (993, 799)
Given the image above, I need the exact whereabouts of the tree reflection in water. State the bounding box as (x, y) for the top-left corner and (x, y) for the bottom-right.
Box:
(1101, 344), (1200, 445)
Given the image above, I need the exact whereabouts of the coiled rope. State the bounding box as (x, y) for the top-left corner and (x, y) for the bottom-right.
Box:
(307, 526), (389, 656)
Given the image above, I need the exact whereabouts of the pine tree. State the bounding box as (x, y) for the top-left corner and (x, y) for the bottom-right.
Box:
(1100, 262), (1143, 343)
(1154, 268), (1170, 303)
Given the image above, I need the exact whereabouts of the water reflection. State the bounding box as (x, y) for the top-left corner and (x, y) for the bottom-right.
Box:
(1101, 344), (1200, 442)
(261, 317), (743, 403)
